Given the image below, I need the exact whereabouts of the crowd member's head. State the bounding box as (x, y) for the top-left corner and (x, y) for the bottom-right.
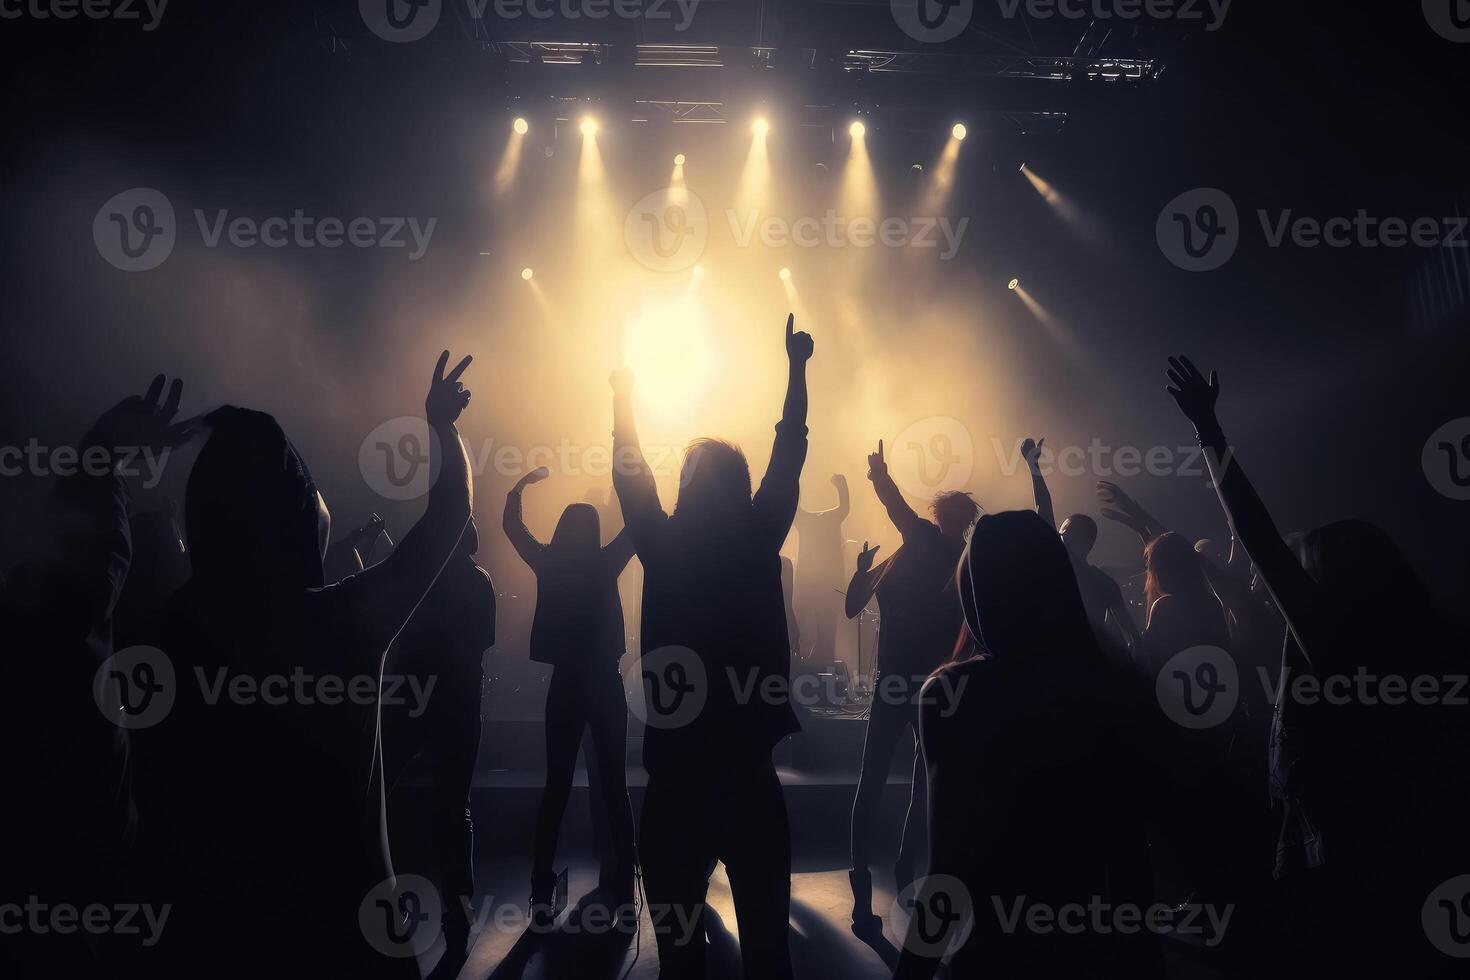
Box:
(1142, 531), (1211, 609)
(548, 502), (601, 556)
(1059, 513), (1098, 560)
(674, 437), (752, 524)
(958, 510), (1097, 662)
(932, 490), (981, 542)
(185, 406), (327, 594)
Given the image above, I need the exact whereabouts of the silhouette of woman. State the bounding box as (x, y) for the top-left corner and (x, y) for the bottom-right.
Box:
(610, 313), (812, 980)
(503, 465), (637, 924)
(895, 510), (1163, 980)
(128, 352), (476, 978)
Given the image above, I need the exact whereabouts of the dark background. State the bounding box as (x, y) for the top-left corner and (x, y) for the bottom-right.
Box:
(2, 0), (1467, 616)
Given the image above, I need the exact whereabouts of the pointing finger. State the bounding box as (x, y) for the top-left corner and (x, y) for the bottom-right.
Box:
(434, 350), (450, 383)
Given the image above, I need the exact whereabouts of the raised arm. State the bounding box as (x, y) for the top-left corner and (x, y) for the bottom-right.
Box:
(601, 526), (636, 576)
(609, 369), (667, 548)
(502, 466), (550, 572)
(831, 473), (851, 521)
(867, 440), (928, 541)
(752, 314), (812, 544)
(1021, 437), (1055, 530)
(1164, 355), (1328, 662)
(59, 374), (194, 634)
(354, 351), (474, 639)
(844, 540), (883, 619)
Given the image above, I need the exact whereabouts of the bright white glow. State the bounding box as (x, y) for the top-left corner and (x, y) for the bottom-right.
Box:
(623, 294), (712, 415)
(849, 120), (865, 138)
(778, 267), (791, 281)
(513, 117), (529, 136)
(674, 153), (686, 166)
(952, 122), (967, 141)
(521, 267), (534, 281)
(693, 265), (705, 279)
(1008, 277), (1019, 291)
(580, 117), (598, 136)
(753, 118), (769, 136)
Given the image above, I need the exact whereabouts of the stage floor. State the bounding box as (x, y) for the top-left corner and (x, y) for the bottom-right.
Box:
(453, 861), (906, 980)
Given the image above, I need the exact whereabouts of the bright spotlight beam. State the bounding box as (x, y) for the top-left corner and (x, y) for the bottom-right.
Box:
(919, 127), (964, 215)
(513, 117), (529, 135)
(493, 125), (526, 196)
(735, 117), (771, 212)
(839, 120), (877, 228)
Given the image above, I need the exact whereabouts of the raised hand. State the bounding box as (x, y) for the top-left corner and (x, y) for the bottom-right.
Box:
(867, 439), (887, 481)
(609, 368), (634, 398)
(1100, 507), (1144, 532)
(856, 540), (882, 573)
(517, 465), (551, 489)
(426, 350), (473, 427)
(785, 313), (814, 363)
(85, 374), (196, 460)
(1096, 479), (1143, 517)
(1164, 355), (1220, 428)
(1021, 437), (1045, 470)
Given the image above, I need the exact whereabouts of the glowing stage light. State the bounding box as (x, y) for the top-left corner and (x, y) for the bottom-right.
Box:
(674, 153), (686, 166)
(1008, 277), (1019, 290)
(580, 117), (598, 136)
(753, 117), (769, 136)
(513, 117), (529, 135)
(778, 267), (791, 281)
(623, 293), (712, 416)
(849, 120), (866, 138)
(952, 123), (968, 141)
(521, 267), (534, 281)
(693, 265), (705, 279)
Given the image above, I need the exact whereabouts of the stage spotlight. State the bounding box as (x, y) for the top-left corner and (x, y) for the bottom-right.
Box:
(1008, 277), (1019, 290)
(580, 117), (598, 136)
(674, 153), (686, 166)
(521, 267), (534, 281)
(513, 117), (529, 136)
(952, 123), (968, 141)
(753, 117), (769, 136)
(778, 267), (791, 281)
(849, 120), (866, 138)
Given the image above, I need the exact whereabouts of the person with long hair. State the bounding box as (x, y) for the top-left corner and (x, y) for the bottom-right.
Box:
(894, 510), (1162, 980)
(610, 313), (812, 980)
(503, 465), (637, 925)
(844, 439), (978, 931)
(128, 352), (476, 978)
(1162, 355), (1470, 975)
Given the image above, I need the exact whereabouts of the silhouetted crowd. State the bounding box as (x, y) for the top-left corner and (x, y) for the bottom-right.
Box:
(4, 324), (1468, 980)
